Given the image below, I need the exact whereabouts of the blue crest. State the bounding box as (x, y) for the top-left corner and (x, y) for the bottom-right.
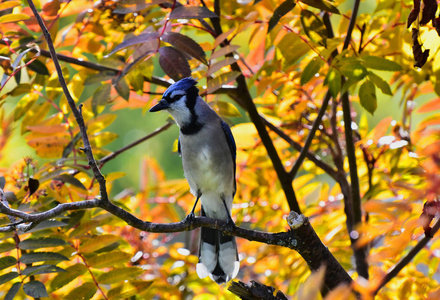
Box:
(163, 77), (198, 99)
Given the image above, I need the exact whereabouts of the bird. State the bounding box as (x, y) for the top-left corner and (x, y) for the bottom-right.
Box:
(149, 77), (239, 284)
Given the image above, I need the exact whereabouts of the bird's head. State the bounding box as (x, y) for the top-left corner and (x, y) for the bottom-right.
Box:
(149, 77), (200, 127)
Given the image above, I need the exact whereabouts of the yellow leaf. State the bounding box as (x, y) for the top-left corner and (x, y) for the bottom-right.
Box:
(231, 123), (258, 148)
(0, 13), (30, 23)
(27, 135), (70, 158)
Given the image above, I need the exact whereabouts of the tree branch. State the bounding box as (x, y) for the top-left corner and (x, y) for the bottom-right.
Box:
(288, 91), (332, 179)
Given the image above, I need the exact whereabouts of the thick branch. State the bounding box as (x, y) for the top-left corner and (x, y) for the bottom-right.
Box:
(0, 195), (351, 291)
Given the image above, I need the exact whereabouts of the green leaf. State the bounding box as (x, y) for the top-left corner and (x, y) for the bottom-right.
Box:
(14, 92), (38, 121)
(158, 47), (191, 81)
(325, 68), (341, 98)
(300, 0), (340, 14)
(300, 10), (328, 46)
(209, 101), (242, 117)
(277, 32), (311, 67)
(84, 70), (117, 85)
(10, 83), (32, 96)
(363, 56), (402, 71)
(301, 57), (324, 85)
(108, 281), (153, 299)
(0, 272), (19, 285)
(5, 282), (21, 300)
(115, 77), (130, 101)
(19, 237), (68, 250)
(359, 80), (377, 115)
(64, 282), (97, 300)
(88, 251), (132, 268)
(25, 59), (50, 75)
(20, 252), (69, 264)
(0, 242), (15, 253)
(91, 83), (111, 116)
(80, 235), (121, 253)
(53, 174), (87, 190)
(22, 264), (65, 276)
(0, 256), (17, 271)
(161, 32), (207, 64)
(368, 71), (392, 95)
(340, 59), (367, 81)
(50, 264), (88, 291)
(23, 280), (49, 298)
(268, 0), (296, 33)
(97, 267), (144, 284)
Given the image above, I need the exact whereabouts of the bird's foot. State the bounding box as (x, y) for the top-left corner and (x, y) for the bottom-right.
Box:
(183, 212), (196, 224)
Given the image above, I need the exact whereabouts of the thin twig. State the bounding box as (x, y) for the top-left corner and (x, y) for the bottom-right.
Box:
(289, 91), (332, 179)
(26, 0), (109, 203)
(374, 218), (440, 294)
(99, 122), (173, 165)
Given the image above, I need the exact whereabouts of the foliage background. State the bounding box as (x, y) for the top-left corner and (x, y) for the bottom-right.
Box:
(1, 0), (440, 299)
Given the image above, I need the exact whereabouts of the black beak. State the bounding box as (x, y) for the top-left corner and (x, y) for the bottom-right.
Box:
(149, 100), (170, 112)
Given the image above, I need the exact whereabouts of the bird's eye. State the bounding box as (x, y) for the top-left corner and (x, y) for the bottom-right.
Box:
(172, 94), (183, 101)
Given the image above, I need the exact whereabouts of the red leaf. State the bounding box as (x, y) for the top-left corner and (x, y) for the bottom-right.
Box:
(420, 0), (437, 25)
(407, 0), (420, 28)
(161, 32), (207, 64)
(158, 47), (191, 81)
(169, 6), (217, 19)
(412, 28), (429, 68)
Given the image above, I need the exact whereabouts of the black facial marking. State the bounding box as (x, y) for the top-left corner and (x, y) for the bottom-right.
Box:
(180, 85), (202, 135)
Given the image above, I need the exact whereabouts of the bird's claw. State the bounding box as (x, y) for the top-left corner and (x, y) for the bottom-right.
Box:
(183, 212), (196, 224)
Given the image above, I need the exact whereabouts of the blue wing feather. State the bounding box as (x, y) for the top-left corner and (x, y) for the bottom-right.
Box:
(220, 120), (236, 194)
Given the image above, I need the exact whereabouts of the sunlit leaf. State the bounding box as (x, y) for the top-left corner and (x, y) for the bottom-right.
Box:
(87, 114), (117, 134)
(14, 92), (38, 121)
(80, 235), (121, 253)
(92, 83), (112, 116)
(418, 97), (440, 113)
(108, 281), (153, 299)
(340, 59), (367, 80)
(367, 71), (392, 95)
(115, 77), (130, 100)
(210, 45), (240, 60)
(210, 101), (241, 117)
(300, 10), (328, 46)
(158, 46), (191, 81)
(64, 282), (97, 300)
(0, 0), (21, 11)
(300, 0), (340, 14)
(50, 264), (88, 291)
(97, 267), (144, 284)
(161, 32), (207, 64)
(169, 6), (217, 19)
(268, 0), (296, 33)
(0, 13), (30, 23)
(207, 56), (237, 76)
(363, 56), (402, 71)
(277, 32), (311, 67)
(206, 71), (240, 94)
(88, 251), (132, 268)
(113, 0), (167, 14)
(42, 0), (60, 16)
(301, 57), (324, 85)
(325, 68), (341, 97)
(359, 79), (377, 115)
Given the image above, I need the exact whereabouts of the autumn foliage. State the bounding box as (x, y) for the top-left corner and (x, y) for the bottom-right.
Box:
(1, 0), (440, 299)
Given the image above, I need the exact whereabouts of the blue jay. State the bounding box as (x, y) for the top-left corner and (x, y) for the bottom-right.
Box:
(149, 77), (239, 284)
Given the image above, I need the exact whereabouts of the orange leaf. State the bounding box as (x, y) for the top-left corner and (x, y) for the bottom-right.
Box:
(417, 97), (440, 113)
